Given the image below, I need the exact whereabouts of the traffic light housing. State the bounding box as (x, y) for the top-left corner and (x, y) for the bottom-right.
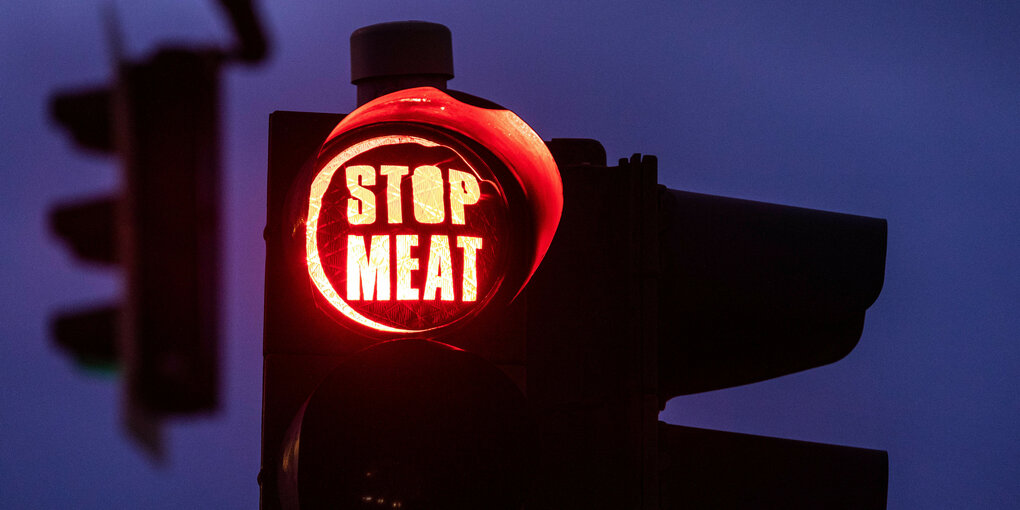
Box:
(656, 187), (887, 397)
(276, 339), (531, 510)
(263, 109), (887, 510)
(49, 48), (223, 452)
(261, 20), (888, 510)
(527, 148), (887, 508)
(261, 84), (562, 507)
(49, 1), (269, 454)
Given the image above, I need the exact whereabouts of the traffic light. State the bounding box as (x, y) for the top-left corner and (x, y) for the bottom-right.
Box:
(50, 47), (223, 451)
(526, 148), (888, 508)
(262, 81), (560, 507)
(50, 0), (269, 455)
(261, 20), (887, 509)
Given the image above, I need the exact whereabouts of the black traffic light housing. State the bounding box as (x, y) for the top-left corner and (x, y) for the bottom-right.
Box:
(50, 48), (223, 452)
(48, 1), (268, 454)
(528, 146), (887, 508)
(261, 20), (888, 510)
(276, 339), (530, 510)
(261, 97), (540, 508)
(657, 187), (887, 397)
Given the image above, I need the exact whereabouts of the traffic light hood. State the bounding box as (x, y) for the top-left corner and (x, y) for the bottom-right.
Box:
(319, 86), (562, 301)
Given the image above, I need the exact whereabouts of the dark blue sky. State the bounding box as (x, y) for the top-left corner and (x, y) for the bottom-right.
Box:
(2, 1), (1017, 508)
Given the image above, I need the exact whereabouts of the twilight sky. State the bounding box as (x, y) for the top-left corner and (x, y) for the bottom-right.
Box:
(1, 1), (1017, 508)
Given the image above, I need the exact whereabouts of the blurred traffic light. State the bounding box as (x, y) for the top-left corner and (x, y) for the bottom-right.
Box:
(50, 47), (222, 454)
(261, 21), (888, 509)
(48, 0), (268, 455)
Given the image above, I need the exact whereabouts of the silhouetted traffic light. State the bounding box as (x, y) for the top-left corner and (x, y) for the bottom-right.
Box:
(262, 79), (560, 507)
(50, 48), (223, 452)
(527, 147), (887, 509)
(261, 20), (888, 510)
(276, 339), (531, 510)
(48, 0), (270, 454)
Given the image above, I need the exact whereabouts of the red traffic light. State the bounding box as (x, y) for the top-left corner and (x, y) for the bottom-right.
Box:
(299, 87), (560, 336)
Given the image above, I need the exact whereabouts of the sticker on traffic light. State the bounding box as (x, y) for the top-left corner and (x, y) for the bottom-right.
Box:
(307, 125), (512, 333)
(300, 87), (562, 337)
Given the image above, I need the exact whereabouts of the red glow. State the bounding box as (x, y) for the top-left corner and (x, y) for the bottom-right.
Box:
(307, 132), (509, 333)
(307, 87), (561, 335)
(322, 87), (562, 298)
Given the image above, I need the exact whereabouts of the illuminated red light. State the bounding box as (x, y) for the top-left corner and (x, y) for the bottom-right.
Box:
(307, 133), (508, 333)
(305, 87), (561, 336)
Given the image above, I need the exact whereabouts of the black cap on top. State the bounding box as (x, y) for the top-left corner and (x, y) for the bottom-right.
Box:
(350, 21), (454, 84)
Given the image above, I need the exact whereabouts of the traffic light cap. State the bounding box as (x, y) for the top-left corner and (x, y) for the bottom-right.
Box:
(350, 21), (453, 83)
